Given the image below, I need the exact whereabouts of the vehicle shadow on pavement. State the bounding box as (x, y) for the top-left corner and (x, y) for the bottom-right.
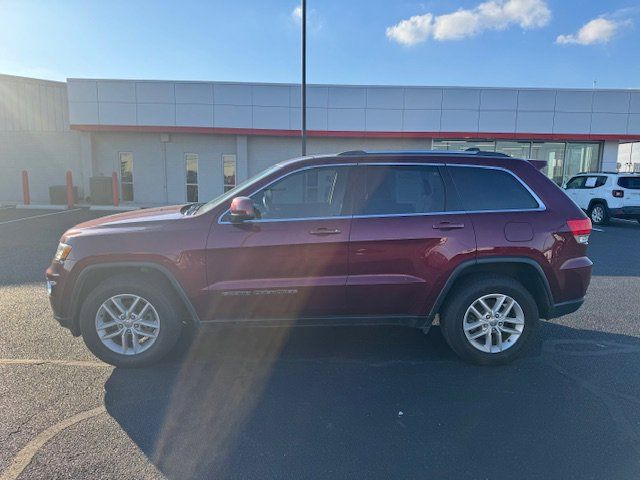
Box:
(104, 322), (640, 480)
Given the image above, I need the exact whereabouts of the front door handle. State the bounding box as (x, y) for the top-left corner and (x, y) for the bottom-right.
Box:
(309, 227), (342, 235)
(433, 221), (465, 230)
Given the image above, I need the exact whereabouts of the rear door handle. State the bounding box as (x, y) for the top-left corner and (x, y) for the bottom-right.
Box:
(433, 221), (465, 230)
(309, 227), (342, 235)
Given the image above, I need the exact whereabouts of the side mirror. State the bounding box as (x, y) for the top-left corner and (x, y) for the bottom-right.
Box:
(229, 196), (255, 222)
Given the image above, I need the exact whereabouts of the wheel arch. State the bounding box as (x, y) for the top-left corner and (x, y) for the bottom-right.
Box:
(427, 257), (554, 324)
(587, 198), (608, 211)
(68, 262), (200, 335)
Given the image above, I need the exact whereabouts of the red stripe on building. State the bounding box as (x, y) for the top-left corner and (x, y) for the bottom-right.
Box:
(70, 124), (640, 142)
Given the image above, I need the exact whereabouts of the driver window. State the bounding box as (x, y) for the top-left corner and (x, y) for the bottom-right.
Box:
(250, 166), (350, 220)
(565, 176), (586, 189)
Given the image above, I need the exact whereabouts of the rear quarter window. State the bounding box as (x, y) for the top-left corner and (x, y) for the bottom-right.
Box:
(448, 166), (540, 211)
(618, 177), (640, 190)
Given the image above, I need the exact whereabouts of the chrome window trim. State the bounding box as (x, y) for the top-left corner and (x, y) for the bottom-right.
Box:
(217, 161), (546, 225)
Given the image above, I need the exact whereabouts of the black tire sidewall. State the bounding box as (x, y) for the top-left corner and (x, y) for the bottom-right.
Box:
(79, 277), (181, 368)
(441, 278), (538, 365)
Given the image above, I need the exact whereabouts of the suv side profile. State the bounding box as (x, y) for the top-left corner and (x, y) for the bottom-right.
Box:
(563, 172), (640, 225)
(46, 150), (592, 367)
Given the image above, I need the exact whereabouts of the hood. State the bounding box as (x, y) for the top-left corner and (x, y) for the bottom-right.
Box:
(62, 204), (188, 240)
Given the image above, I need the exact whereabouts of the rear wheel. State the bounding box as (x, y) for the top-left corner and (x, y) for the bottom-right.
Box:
(79, 274), (182, 367)
(589, 202), (609, 225)
(440, 274), (538, 365)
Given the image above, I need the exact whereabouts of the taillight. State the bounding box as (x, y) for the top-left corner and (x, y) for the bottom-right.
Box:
(567, 218), (592, 244)
(612, 190), (624, 198)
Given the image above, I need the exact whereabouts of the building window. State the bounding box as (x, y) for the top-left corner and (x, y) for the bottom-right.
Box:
(495, 141), (531, 159)
(434, 139), (602, 185)
(119, 152), (134, 202)
(185, 153), (198, 202)
(433, 139), (496, 151)
(223, 154), (237, 192)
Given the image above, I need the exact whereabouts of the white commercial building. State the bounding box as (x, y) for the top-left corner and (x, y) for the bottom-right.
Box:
(1, 73), (640, 206)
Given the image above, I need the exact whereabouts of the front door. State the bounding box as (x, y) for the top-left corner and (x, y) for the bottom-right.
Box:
(347, 164), (476, 318)
(204, 164), (353, 321)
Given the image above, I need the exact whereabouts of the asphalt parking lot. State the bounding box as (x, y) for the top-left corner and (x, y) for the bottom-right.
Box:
(1, 207), (640, 480)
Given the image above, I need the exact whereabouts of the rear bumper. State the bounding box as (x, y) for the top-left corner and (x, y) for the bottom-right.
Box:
(547, 298), (584, 319)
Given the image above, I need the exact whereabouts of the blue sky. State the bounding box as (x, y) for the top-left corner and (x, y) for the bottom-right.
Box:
(0, 0), (639, 88)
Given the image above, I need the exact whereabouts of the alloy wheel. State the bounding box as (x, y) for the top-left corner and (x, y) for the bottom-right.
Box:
(591, 205), (604, 224)
(95, 294), (160, 355)
(463, 293), (525, 353)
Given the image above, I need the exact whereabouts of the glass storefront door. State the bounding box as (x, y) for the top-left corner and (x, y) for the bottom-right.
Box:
(564, 143), (600, 181)
(530, 142), (565, 185)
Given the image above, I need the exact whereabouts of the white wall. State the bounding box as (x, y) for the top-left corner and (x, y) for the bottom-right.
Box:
(601, 141), (620, 172)
(67, 78), (640, 137)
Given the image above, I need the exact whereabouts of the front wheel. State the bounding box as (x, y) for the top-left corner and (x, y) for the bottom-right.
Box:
(79, 274), (182, 367)
(439, 274), (538, 365)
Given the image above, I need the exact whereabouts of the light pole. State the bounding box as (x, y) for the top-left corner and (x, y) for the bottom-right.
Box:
(301, 0), (307, 156)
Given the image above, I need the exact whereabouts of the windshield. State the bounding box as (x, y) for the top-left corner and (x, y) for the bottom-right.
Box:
(197, 164), (283, 214)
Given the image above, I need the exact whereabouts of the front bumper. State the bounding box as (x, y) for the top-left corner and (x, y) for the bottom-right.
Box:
(46, 260), (80, 336)
(547, 298), (584, 319)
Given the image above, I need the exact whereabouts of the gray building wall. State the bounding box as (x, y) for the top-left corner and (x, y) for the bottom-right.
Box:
(0, 75), (85, 204)
(89, 133), (432, 206)
(2, 74), (640, 206)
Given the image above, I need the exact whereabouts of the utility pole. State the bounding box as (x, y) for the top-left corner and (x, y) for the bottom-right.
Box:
(301, 0), (307, 156)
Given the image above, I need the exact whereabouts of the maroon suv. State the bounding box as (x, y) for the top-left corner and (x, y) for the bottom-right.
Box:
(46, 150), (592, 367)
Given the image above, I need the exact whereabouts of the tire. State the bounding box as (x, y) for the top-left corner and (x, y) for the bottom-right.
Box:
(79, 274), (182, 367)
(589, 202), (609, 225)
(439, 274), (539, 366)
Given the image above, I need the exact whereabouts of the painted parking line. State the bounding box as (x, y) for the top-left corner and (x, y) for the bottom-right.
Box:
(0, 208), (83, 226)
(0, 406), (106, 480)
(592, 227), (605, 232)
(0, 358), (111, 368)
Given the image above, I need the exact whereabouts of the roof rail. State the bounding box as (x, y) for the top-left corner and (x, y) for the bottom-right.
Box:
(337, 149), (511, 158)
(576, 171), (619, 175)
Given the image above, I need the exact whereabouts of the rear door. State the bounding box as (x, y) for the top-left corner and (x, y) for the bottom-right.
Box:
(346, 163), (476, 318)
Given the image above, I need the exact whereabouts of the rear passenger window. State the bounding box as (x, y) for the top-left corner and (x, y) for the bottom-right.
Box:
(357, 165), (445, 216)
(448, 166), (539, 211)
(618, 177), (640, 189)
(584, 176), (607, 188)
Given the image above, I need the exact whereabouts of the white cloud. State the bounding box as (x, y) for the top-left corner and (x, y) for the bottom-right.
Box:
(556, 17), (624, 45)
(290, 4), (322, 31)
(291, 5), (302, 23)
(386, 0), (551, 45)
(385, 13), (434, 46)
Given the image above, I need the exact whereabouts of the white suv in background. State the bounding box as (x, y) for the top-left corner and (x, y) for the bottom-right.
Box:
(563, 172), (640, 225)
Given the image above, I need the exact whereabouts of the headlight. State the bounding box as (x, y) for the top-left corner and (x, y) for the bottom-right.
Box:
(53, 243), (72, 263)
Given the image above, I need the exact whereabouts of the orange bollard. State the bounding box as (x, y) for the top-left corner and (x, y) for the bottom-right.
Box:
(66, 170), (74, 208)
(111, 172), (119, 207)
(21, 170), (30, 205)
